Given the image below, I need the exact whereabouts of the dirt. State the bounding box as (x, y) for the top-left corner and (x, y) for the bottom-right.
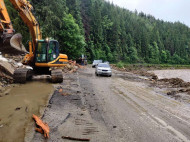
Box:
(111, 64), (157, 79)
(112, 66), (190, 101)
(1, 64), (190, 141)
(0, 81), (53, 142)
(157, 78), (190, 88)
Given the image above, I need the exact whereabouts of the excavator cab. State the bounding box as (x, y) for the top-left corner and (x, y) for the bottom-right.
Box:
(35, 40), (59, 63)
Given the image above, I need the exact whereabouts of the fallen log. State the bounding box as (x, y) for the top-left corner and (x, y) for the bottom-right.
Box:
(62, 136), (90, 141)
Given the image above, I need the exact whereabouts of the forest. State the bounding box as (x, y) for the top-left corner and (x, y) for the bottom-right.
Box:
(4, 0), (190, 64)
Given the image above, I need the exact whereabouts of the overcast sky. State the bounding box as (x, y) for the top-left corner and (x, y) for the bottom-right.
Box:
(106, 0), (190, 27)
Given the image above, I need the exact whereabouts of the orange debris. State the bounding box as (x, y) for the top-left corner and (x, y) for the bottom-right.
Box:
(59, 88), (63, 93)
(32, 114), (50, 138)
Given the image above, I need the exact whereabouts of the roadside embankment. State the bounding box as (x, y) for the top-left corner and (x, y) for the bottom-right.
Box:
(112, 64), (190, 102)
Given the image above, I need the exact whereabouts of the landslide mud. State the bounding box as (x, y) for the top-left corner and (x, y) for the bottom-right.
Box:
(0, 81), (53, 142)
(32, 67), (190, 142)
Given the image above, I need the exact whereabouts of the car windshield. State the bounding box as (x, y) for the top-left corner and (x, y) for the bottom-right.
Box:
(98, 63), (110, 68)
(93, 60), (101, 63)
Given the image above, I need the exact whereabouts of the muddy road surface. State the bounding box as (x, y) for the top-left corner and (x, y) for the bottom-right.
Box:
(31, 66), (190, 142)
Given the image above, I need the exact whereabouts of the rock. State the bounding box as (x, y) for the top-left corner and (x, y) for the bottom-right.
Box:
(15, 107), (22, 111)
(152, 75), (158, 80)
(26, 66), (33, 70)
(2, 80), (7, 84)
(25, 107), (28, 113)
(4, 54), (8, 58)
(0, 55), (8, 62)
(8, 59), (13, 63)
(113, 126), (117, 128)
(77, 91), (81, 93)
(74, 66), (78, 70)
(5, 93), (9, 96)
(17, 62), (23, 67)
(0, 60), (14, 76)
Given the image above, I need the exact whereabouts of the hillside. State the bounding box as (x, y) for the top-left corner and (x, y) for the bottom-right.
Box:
(5, 0), (190, 64)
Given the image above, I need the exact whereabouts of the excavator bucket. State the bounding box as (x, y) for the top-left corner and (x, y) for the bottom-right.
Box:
(0, 33), (27, 55)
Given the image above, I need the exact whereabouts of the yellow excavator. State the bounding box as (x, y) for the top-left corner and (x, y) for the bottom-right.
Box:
(0, 0), (68, 83)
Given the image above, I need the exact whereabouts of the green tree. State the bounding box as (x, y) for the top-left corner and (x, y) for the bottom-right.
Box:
(128, 46), (138, 63)
(160, 50), (167, 63)
(58, 14), (86, 59)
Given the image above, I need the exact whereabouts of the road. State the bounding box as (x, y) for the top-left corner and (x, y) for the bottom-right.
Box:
(31, 66), (190, 142)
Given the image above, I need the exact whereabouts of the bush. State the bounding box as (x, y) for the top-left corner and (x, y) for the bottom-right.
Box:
(116, 61), (124, 68)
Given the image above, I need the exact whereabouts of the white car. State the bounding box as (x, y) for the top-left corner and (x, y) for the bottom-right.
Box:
(95, 63), (112, 77)
(92, 60), (102, 68)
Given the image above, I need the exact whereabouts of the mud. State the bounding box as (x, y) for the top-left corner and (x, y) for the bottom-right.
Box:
(158, 78), (190, 88)
(1, 65), (190, 141)
(0, 81), (53, 142)
(29, 66), (190, 142)
(113, 66), (190, 100)
(111, 64), (157, 79)
(146, 70), (190, 102)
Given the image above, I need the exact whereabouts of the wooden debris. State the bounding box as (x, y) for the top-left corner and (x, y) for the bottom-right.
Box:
(58, 88), (63, 93)
(15, 107), (21, 111)
(32, 114), (50, 138)
(62, 60), (85, 73)
(62, 136), (90, 141)
(61, 92), (70, 96)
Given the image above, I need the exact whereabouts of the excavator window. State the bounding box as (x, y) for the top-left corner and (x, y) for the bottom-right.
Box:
(48, 41), (59, 62)
(35, 40), (59, 63)
(36, 41), (47, 63)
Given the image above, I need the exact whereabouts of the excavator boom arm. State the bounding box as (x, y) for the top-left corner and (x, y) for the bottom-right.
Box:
(0, 0), (14, 39)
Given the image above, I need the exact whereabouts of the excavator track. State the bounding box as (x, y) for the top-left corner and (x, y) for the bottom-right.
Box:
(13, 68), (33, 83)
(51, 69), (63, 83)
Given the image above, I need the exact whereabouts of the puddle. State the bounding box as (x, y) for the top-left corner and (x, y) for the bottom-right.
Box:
(0, 81), (53, 142)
